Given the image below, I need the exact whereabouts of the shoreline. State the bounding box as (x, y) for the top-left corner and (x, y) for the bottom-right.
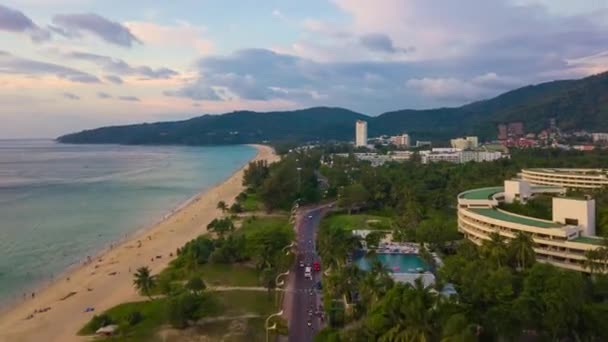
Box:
(0, 144), (278, 342)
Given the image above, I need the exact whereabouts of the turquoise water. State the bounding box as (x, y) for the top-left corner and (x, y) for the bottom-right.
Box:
(355, 253), (429, 273)
(0, 140), (256, 306)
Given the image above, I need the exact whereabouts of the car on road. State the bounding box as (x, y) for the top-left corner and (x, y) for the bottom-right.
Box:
(308, 214), (313, 219)
(304, 266), (312, 280)
(299, 260), (304, 268)
(313, 261), (321, 272)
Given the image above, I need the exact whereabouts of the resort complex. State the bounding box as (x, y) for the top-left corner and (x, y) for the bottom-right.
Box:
(521, 168), (608, 189)
(458, 170), (607, 273)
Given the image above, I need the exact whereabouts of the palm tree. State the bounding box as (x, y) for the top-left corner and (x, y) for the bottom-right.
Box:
(441, 313), (477, 342)
(379, 279), (437, 342)
(216, 200), (228, 213)
(585, 247), (608, 274)
(482, 232), (508, 267)
(509, 231), (536, 270)
(133, 266), (155, 300)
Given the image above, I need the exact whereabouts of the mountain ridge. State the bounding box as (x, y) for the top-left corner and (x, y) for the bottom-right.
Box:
(58, 71), (608, 145)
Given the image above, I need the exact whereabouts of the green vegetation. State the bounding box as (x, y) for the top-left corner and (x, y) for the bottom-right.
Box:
(320, 235), (608, 341)
(321, 213), (393, 231)
(499, 194), (553, 220)
(194, 264), (260, 287)
(78, 299), (168, 339)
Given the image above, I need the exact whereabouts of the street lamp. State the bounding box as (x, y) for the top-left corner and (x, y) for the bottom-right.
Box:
(265, 310), (283, 342)
(296, 167), (302, 192)
(282, 242), (295, 255)
(275, 270), (290, 306)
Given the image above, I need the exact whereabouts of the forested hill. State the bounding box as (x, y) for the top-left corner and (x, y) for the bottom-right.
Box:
(58, 71), (608, 145)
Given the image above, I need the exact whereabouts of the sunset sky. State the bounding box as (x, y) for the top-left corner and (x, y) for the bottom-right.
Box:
(1, 0), (608, 138)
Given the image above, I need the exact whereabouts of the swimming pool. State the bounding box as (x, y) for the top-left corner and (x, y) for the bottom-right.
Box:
(355, 253), (429, 273)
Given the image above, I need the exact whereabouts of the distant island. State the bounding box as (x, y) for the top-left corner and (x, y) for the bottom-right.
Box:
(58, 71), (608, 145)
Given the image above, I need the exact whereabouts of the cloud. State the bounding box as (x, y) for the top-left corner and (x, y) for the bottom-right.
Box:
(66, 51), (178, 79)
(118, 96), (140, 102)
(97, 92), (111, 99)
(124, 21), (212, 54)
(0, 52), (100, 83)
(0, 4), (50, 42)
(62, 92), (80, 100)
(359, 33), (413, 54)
(104, 74), (123, 84)
(52, 13), (141, 47)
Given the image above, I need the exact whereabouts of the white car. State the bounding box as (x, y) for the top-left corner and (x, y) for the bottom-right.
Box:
(304, 266), (312, 280)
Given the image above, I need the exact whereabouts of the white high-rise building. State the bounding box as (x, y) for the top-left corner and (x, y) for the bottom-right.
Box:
(355, 120), (368, 147)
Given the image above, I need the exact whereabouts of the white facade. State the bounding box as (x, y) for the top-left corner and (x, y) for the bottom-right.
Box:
(460, 151), (506, 163)
(466, 136), (479, 148)
(504, 180), (531, 204)
(355, 120), (368, 147)
(592, 133), (608, 142)
(553, 197), (596, 236)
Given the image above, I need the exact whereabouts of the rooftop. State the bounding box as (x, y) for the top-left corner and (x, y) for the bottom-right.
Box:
(459, 187), (503, 200)
(469, 208), (563, 229)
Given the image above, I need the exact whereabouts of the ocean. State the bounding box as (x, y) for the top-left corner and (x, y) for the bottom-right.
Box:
(0, 140), (256, 306)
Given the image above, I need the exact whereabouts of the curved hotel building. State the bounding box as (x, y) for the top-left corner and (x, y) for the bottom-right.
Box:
(521, 168), (608, 189)
(458, 173), (606, 273)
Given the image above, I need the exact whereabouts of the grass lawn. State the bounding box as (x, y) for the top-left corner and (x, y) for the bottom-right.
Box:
(78, 298), (168, 341)
(240, 193), (262, 212)
(214, 290), (277, 316)
(198, 263), (260, 287)
(237, 215), (292, 237)
(80, 290), (279, 341)
(174, 317), (271, 342)
(322, 213), (393, 231)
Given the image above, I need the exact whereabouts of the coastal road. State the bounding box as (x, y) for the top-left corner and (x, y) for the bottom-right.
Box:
(284, 206), (326, 342)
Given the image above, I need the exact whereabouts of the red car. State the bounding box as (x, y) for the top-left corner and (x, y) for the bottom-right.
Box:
(313, 261), (321, 272)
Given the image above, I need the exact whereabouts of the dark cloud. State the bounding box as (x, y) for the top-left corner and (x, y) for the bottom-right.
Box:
(163, 81), (221, 100)
(0, 5), (50, 42)
(97, 92), (112, 99)
(66, 51), (178, 79)
(118, 96), (140, 102)
(104, 75), (123, 84)
(52, 13), (141, 47)
(63, 92), (80, 100)
(0, 52), (100, 83)
(359, 33), (413, 54)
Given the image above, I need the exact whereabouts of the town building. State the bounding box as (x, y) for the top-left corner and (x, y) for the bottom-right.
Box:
(390, 134), (410, 147)
(450, 136), (479, 150)
(458, 177), (605, 273)
(355, 120), (368, 147)
(416, 141), (432, 148)
(592, 133), (608, 143)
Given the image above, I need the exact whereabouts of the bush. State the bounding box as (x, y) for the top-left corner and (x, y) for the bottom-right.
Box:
(167, 292), (204, 329)
(127, 311), (142, 326)
(229, 202), (243, 213)
(186, 276), (206, 294)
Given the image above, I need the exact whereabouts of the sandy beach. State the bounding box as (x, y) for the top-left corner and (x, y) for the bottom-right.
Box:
(0, 144), (278, 342)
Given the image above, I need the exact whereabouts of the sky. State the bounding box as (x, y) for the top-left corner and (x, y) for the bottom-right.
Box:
(1, 0), (608, 138)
